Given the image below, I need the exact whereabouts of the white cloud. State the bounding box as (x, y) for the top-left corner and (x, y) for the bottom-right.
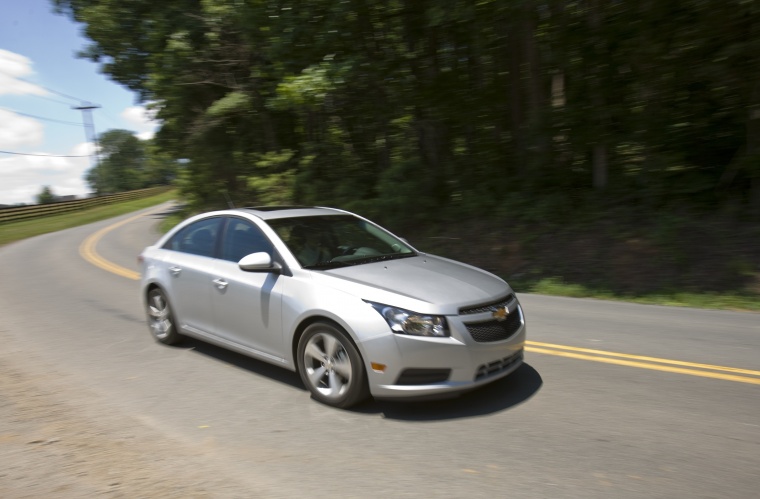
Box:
(0, 109), (44, 148)
(0, 50), (112, 205)
(0, 143), (94, 206)
(121, 104), (159, 140)
(73, 142), (96, 157)
(0, 49), (47, 97)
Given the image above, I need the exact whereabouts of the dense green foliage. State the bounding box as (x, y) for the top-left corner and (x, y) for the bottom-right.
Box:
(87, 129), (145, 194)
(54, 0), (760, 223)
(87, 129), (175, 194)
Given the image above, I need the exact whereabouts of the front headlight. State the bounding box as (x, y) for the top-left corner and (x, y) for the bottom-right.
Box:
(368, 302), (449, 337)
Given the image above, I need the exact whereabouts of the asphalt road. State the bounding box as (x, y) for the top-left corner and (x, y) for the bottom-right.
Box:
(1, 203), (758, 498)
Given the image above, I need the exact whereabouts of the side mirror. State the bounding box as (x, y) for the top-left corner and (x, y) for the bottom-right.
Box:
(239, 252), (282, 273)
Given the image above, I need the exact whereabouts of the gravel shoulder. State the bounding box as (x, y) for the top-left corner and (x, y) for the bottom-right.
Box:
(0, 327), (258, 498)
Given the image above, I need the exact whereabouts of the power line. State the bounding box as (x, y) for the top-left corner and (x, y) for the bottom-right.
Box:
(0, 74), (100, 162)
(29, 94), (75, 106)
(40, 84), (89, 103)
(0, 71), (97, 106)
(0, 107), (85, 126)
(0, 150), (90, 158)
(14, 75), (89, 103)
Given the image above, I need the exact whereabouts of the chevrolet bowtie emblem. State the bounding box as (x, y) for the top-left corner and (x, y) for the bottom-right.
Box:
(492, 306), (510, 321)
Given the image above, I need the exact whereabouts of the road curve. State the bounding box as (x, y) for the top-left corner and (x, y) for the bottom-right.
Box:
(1, 203), (758, 498)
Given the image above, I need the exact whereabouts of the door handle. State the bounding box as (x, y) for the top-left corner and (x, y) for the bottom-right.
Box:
(169, 266), (182, 276)
(212, 278), (228, 290)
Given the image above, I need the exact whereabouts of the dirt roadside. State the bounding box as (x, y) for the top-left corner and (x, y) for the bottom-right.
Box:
(0, 328), (260, 498)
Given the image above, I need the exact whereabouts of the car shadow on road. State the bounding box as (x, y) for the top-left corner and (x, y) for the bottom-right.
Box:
(179, 337), (307, 392)
(176, 338), (541, 420)
(356, 363), (543, 421)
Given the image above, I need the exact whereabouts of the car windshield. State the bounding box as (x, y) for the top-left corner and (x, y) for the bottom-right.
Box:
(267, 215), (416, 269)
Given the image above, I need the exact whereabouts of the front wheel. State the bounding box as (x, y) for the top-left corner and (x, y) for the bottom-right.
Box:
(145, 287), (182, 345)
(297, 322), (369, 408)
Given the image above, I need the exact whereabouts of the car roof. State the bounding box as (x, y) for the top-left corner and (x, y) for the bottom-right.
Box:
(232, 206), (349, 221)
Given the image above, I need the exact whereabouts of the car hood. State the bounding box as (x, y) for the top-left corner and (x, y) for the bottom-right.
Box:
(312, 254), (510, 315)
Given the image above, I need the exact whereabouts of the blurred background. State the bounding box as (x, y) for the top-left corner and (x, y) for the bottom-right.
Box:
(51, 0), (760, 305)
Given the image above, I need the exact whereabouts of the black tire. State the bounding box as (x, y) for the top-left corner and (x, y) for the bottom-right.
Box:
(145, 287), (182, 345)
(297, 322), (369, 408)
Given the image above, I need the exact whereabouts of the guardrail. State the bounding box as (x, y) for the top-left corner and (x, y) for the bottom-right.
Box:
(0, 186), (172, 224)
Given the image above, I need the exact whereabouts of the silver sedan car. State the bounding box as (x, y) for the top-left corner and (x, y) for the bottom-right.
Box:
(140, 206), (525, 408)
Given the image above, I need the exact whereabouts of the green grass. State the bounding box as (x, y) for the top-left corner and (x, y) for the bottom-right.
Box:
(0, 190), (176, 246)
(523, 277), (760, 312)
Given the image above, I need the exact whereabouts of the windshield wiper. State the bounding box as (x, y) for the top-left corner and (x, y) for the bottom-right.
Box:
(305, 252), (416, 270)
(303, 260), (350, 270)
(347, 252), (417, 265)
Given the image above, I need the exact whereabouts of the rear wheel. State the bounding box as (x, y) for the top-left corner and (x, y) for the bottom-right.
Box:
(146, 287), (182, 345)
(297, 322), (369, 408)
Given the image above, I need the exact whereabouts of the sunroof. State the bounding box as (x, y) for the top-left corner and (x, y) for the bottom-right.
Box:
(244, 205), (315, 212)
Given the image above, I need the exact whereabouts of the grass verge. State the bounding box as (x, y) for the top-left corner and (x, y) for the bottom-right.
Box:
(416, 214), (759, 313)
(0, 190), (176, 247)
(516, 277), (760, 312)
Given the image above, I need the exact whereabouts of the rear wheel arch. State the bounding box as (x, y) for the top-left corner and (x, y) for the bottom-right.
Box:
(144, 284), (182, 345)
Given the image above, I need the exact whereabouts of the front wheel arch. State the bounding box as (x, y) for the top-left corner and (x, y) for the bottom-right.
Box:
(296, 321), (370, 408)
(291, 316), (360, 371)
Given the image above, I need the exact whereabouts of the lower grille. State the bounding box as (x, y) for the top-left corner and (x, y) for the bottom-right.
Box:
(475, 350), (524, 381)
(465, 310), (523, 343)
(396, 368), (451, 385)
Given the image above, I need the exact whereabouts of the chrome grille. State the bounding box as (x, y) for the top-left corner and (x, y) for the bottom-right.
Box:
(459, 294), (515, 315)
(465, 311), (522, 343)
(475, 349), (524, 381)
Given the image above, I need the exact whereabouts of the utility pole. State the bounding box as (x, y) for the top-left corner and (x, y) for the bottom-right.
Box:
(73, 101), (102, 194)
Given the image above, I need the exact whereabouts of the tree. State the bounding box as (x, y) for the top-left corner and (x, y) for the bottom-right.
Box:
(87, 129), (147, 194)
(143, 141), (178, 187)
(54, 0), (760, 220)
(36, 185), (56, 204)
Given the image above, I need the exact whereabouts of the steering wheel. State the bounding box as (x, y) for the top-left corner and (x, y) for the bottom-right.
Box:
(339, 245), (357, 256)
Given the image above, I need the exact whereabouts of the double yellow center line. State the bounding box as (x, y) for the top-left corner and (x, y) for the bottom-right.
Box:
(79, 210), (157, 281)
(526, 341), (760, 385)
(79, 209), (760, 386)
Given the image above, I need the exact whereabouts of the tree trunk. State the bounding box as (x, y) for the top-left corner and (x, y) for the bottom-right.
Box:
(593, 143), (608, 190)
(748, 84), (760, 214)
(589, 0), (608, 190)
(505, 23), (525, 174)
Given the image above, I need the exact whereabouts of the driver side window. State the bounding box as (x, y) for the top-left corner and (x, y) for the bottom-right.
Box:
(221, 218), (273, 263)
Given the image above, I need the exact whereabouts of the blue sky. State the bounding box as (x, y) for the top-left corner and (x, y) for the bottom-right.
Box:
(0, 0), (157, 205)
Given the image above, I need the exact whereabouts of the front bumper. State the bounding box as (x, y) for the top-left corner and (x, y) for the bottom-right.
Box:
(362, 304), (527, 399)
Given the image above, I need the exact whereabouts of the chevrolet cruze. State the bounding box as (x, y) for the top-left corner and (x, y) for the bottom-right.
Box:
(140, 206), (526, 408)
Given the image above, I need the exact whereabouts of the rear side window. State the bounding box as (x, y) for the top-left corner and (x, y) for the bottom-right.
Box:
(163, 217), (222, 257)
